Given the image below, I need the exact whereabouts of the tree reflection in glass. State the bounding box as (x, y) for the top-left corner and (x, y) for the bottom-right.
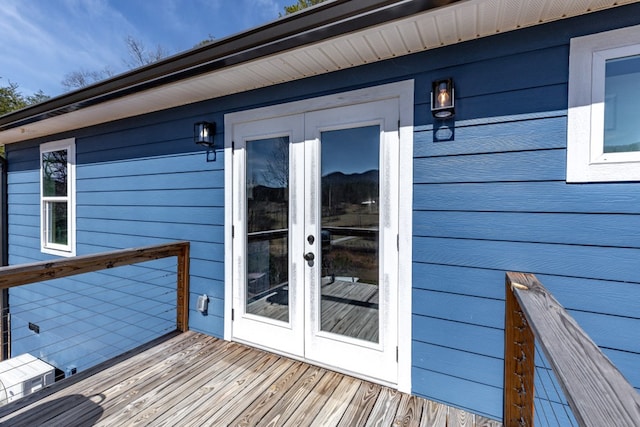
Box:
(245, 137), (290, 322)
(42, 150), (68, 246)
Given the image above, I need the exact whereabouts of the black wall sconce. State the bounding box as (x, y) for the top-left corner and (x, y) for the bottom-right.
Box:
(194, 121), (215, 148)
(431, 79), (455, 119)
(194, 121), (217, 161)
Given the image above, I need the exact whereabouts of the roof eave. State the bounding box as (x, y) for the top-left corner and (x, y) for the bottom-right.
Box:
(0, 0), (462, 133)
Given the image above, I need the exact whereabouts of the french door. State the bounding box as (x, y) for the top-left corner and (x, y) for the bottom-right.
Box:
(230, 98), (399, 384)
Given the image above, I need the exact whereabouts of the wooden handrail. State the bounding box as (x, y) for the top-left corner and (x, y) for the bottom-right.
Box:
(504, 272), (640, 427)
(0, 242), (190, 336)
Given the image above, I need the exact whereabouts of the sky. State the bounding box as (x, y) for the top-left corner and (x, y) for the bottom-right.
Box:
(0, 0), (292, 98)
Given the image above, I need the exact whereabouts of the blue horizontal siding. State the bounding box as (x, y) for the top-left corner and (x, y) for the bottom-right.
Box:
(412, 367), (503, 420)
(412, 263), (505, 299)
(414, 237), (640, 284)
(412, 315), (503, 360)
(414, 181), (640, 213)
(76, 152), (221, 177)
(414, 149), (566, 183)
(414, 114), (567, 157)
(78, 188), (224, 207)
(413, 341), (503, 389)
(413, 288), (503, 329)
(77, 205), (224, 225)
(413, 211), (640, 249)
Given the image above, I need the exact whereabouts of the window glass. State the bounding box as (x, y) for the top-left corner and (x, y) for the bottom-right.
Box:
(604, 55), (640, 153)
(42, 150), (68, 196)
(245, 136), (290, 322)
(45, 201), (68, 246)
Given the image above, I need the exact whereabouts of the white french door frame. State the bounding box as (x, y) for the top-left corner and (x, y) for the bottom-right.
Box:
(224, 80), (414, 392)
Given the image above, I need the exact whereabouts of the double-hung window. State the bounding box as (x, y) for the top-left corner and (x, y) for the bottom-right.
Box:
(40, 139), (76, 256)
(567, 24), (640, 182)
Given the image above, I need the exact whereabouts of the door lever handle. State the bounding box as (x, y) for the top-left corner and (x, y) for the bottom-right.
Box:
(304, 252), (315, 261)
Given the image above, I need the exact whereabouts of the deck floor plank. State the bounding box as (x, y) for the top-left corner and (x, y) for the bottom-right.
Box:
(393, 394), (424, 427)
(336, 382), (383, 426)
(96, 340), (247, 426)
(199, 357), (297, 426)
(228, 361), (310, 427)
(255, 365), (328, 427)
(0, 331), (502, 427)
(89, 337), (231, 424)
(281, 370), (344, 426)
(159, 350), (285, 427)
(309, 375), (361, 426)
(364, 387), (403, 427)
(420, 400), (449, 427)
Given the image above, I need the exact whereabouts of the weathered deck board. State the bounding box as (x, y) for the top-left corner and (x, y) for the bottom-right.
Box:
(0, 331), (502, 426)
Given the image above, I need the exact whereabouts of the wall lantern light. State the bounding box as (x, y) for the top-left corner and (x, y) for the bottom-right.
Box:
(194, 121), (215, 148)
(431, 79), (455, 119)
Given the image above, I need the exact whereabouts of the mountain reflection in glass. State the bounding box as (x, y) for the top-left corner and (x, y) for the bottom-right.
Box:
(245, 137), (290, 322)
(320, 125), (380, 343)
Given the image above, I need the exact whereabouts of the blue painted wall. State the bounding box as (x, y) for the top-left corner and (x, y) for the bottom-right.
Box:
(7, 112), (225, 374)
(408, 4), (640, 420)
(5, 2), (640, 421)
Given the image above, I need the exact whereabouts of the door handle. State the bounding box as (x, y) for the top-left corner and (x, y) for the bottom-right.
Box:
(304, 252), (315, 261)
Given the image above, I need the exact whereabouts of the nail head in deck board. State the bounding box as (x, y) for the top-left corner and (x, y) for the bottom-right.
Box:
(0, 332), (502, 426)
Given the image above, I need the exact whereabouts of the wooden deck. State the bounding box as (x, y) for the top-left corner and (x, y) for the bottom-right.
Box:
(0, 331), (502, 427)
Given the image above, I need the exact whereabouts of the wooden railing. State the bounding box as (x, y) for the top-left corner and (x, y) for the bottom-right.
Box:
(504, 272), (640, 427)
(0, 241), (190, 357)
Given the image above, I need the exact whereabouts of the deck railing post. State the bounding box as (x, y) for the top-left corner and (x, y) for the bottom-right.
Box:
(176, 242), (190, 332)
(504, 273), (535, 426)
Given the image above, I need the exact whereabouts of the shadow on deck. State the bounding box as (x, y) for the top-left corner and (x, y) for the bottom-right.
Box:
(0, 331), (501, 426)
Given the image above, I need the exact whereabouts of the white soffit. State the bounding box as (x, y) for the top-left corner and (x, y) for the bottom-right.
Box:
(2, 0), (637, 144)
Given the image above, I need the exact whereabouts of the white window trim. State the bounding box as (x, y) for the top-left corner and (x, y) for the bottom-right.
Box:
(40, 138), (76, 257)
(567, 24), (640, 182)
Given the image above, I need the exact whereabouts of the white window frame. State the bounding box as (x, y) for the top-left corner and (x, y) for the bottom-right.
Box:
(40, 138), (76, 256)
(567, 24), (640, 182)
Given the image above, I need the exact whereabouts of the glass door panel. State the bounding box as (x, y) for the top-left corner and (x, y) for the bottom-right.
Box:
(320, 126), (380, 342)
(246, 137), (289, 322)
(231, 114), (304, 358)
(304, 99), (399, 385)
(231, 97), (400, 384)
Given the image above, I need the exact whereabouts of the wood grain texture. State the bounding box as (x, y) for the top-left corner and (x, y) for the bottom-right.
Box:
(503, 274), (535, 427)
(0, 241), (189, 289)
(0, 332), (502, 426)
(507, 272), (640, 427)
